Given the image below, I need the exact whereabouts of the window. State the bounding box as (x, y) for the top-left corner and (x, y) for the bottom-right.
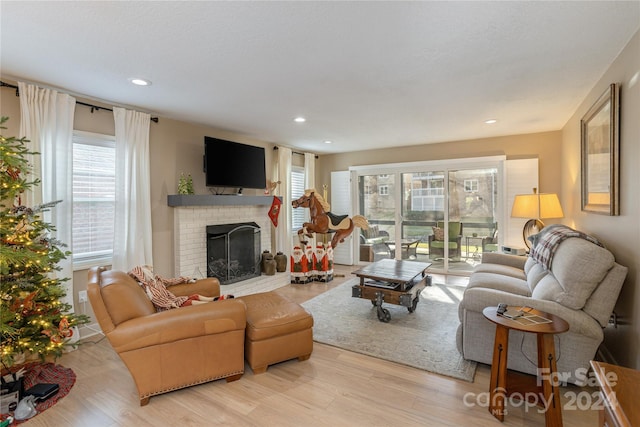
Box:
(464, 179), (479, 192)
(72, 131), (115, 268)
(428, 178), (444, 193)
(291, 166), (306, 232)
(378, 185), (389, 195)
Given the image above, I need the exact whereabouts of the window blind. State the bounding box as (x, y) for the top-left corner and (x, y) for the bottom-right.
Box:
(291, 167), (306, 232)
(72, 132), (116, 265)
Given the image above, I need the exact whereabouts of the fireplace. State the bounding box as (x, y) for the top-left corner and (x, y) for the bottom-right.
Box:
(206, 222), (261, 285)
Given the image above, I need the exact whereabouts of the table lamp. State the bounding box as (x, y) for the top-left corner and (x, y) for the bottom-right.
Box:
(511, 188), (564, 249)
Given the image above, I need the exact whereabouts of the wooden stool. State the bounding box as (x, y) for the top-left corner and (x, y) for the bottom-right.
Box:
(238, 292), (314, 374)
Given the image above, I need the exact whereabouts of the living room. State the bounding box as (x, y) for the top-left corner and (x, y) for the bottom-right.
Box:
(1, 2), (639, 425)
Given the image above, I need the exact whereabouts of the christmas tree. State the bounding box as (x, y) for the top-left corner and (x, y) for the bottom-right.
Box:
(0, 116), (89, 367)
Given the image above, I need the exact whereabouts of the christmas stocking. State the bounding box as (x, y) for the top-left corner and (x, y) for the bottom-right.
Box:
(268, 196), (282, 227)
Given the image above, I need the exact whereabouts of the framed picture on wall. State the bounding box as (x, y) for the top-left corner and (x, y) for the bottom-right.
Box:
(581, 83), (620, 215)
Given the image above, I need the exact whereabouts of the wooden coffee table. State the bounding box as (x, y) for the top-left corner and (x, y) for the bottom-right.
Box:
(351, 259), (432, 322)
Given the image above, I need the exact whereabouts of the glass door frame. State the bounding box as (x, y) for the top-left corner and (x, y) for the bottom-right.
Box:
(349, 155), (505, 274)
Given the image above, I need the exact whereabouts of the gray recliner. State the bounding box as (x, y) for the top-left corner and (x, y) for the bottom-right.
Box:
(456, 236), (627, 385)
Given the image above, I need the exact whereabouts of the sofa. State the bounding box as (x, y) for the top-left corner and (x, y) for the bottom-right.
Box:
(456, 231), (627, 385)
(87, 267), (247, 405)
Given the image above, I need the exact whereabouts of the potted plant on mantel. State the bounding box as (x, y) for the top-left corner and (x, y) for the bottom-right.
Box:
(0, 117), (89, 373)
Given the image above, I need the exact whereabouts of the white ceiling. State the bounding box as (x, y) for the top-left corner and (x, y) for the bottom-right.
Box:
(1, 1), (639, 154)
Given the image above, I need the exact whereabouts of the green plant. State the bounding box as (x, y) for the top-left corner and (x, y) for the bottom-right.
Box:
(178, 173), (194, 195)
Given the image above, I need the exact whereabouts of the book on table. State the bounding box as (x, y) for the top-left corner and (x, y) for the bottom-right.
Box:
(501, 306), (552, 325)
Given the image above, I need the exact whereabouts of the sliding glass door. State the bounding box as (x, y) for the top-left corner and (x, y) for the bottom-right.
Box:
(358, 173), (397, 262)
(400, 171), (444, 262)
(445, 167), (498, 274)
(354, 157), (502, 275)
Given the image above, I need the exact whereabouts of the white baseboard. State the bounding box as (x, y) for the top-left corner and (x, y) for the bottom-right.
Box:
(79, 322), (104, 339)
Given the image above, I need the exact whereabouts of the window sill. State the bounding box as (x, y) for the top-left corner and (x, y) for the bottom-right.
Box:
(73, 256), (112, 272)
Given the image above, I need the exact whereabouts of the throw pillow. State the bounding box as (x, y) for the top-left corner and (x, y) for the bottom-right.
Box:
(432, 226), (444, 241)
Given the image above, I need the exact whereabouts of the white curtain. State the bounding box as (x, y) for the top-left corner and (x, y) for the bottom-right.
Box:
(18, 81), (77, 318)
(303, 152), (317, 248)
(275, 147), (292, 253)
(112, 107), (153, 271)
(304, 152), (315, 191)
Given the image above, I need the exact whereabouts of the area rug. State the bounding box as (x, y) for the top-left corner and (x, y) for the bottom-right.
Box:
(1, 362), (75, 424)
(301, 278), (477, 382)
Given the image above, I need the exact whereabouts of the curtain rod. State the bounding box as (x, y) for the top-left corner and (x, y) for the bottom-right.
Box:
(0, 80), (159, 123)
(273, 146), (318, 158)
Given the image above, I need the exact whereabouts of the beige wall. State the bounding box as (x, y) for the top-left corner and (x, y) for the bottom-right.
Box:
(317, 131), (563, 198)
(1, 82), (277, 326)
(1, 89), (21, 136)
(561, 29), (640, 370)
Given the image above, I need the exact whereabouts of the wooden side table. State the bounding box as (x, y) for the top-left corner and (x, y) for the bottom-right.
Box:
(590, 360), (639, 427)
(483, 306), (569, 427)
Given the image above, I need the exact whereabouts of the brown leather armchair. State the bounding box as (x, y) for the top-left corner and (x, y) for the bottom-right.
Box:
(87, 266), (247, 405)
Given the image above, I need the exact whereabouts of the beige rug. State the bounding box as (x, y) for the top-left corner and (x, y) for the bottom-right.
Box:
(301, 278), (477, 382)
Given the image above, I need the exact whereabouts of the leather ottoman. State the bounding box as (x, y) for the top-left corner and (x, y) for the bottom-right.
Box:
(238, 291), (314, 374)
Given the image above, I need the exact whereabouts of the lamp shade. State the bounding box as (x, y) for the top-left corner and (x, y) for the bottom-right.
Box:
(511, 191), (564, 219)
(511, 188), (563, 250)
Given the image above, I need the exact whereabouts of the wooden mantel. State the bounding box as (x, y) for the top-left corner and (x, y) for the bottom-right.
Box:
(167, 194), (280, 207)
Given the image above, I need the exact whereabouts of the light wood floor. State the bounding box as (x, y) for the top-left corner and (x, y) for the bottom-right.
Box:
(27, 265), (598, 426)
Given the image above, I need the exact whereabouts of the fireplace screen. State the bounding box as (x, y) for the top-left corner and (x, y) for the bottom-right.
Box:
(206, 222), (261, 285)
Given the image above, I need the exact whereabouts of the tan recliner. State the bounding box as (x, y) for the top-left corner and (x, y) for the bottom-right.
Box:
(87, 266), (247, 405)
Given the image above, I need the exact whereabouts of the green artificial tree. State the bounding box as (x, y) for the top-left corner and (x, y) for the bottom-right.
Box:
(0, 116), (89, 367)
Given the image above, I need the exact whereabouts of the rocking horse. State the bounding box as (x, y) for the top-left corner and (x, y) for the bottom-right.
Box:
(291, 188), (369, 249)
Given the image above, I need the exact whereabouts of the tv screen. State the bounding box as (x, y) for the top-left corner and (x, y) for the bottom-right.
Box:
(204, 136), (267, 190)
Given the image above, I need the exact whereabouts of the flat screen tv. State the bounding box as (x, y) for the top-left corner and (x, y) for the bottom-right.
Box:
(204, 136), (267, 191)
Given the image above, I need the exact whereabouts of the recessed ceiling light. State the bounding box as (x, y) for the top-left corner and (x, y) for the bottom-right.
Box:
(129, 78), (151, 86)
(484, 119), (497, 124)
(294, 117), (306, 123)
(324, 140), (332, 144)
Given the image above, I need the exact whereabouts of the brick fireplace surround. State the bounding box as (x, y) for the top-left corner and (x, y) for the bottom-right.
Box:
(169, 195), (289, 296)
